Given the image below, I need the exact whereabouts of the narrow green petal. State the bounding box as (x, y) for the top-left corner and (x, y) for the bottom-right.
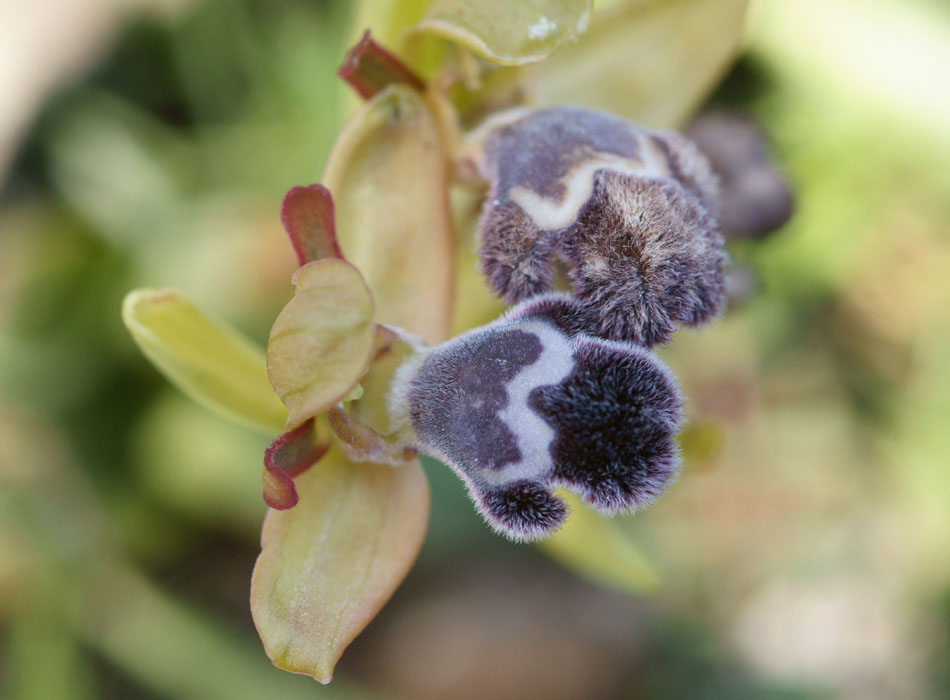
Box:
(251, 446), (430, 683)
(414, 0), (593, 66)
(527, 0), (750, 128)
(122, 289), (286, 432)
(538, 491), (661, 595)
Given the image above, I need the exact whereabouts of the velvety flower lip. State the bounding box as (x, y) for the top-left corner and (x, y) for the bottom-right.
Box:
(466, 105), (728, 347)
(391, 293), (683, 541)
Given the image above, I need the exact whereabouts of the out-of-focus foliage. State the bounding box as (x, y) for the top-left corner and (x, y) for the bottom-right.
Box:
(2, 0), (950, 697)
(538, 491), (661, 594)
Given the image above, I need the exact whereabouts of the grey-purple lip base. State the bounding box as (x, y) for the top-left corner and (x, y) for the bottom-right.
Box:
(401, 294), (683, 541)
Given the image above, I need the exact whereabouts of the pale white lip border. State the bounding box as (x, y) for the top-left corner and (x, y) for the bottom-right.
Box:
(480, 319), (574, 487)
(391, 316), (577, 488)
(508, 143), (672, 232)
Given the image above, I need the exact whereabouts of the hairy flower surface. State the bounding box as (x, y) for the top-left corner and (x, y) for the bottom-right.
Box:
(466, 106), (728, 347)
(392, 294), (682, 540)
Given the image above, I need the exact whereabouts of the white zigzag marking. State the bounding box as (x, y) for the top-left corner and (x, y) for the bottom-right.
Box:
(479, 320), (574, 486)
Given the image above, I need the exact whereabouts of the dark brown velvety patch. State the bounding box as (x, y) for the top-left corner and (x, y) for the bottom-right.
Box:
(528, 337), (681, 512)
(560, 171), (726, 346)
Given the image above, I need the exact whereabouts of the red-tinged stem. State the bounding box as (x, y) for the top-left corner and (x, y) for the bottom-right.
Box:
(338, 30), (425, 100)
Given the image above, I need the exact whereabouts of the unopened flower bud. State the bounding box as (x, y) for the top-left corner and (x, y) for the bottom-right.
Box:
(390, 294), (682, 541)
(464, 106), (728, 347)
(685, 111), (794, 239)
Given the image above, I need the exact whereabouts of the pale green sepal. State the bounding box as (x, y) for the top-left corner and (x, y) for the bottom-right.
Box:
(322, 85), (455, 345)
(251, 447), (430, 683)
(122, 289), (286, 433)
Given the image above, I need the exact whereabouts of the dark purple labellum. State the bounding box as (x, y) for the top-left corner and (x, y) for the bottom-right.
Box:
(398, 294), (682, 540)
(469, 106), (728, 347)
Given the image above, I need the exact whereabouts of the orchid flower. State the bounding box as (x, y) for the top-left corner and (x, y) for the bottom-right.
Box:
(122, 0), (793, 683)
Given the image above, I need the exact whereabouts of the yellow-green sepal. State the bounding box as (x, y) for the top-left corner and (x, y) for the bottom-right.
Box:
(122, 289), (286, 433)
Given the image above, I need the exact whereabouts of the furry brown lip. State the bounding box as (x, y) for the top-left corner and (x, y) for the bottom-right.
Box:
(392, 294), (683, 541)
(465, 105), (728, 347)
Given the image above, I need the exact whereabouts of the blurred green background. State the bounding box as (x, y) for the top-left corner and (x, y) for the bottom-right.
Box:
(2, 0), (949, 698)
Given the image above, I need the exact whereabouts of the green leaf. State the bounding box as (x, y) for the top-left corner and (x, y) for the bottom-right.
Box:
(267, 259), (376, 429)
(251, 447), (430, 683)
(526, 0), (750, 128)
(414, 0), (593, 66)
(122, 289), (286, 433)
(323, 85), (455, 344)
(537, 491), (661, 595)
